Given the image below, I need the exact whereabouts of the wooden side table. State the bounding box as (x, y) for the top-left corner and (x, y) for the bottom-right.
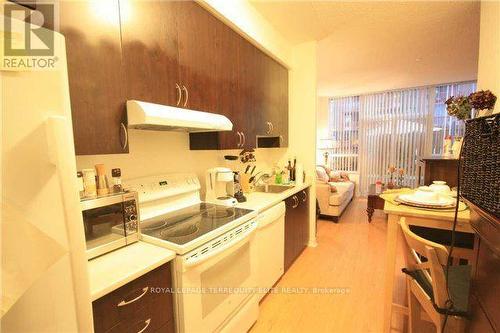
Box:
(367, 184), (386, 222)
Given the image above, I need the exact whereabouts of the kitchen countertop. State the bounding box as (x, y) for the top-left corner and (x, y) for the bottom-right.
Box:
(87, 242), (176, 301)
(87, 181), (312, 300)
(235, 180), (312, 213)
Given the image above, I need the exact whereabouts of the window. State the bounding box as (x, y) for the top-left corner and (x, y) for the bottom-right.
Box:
(323, 81), (477, 196)
(323, 96), (359, 172)
(431, 82), (477, 155)
(358, 88), (430, 195)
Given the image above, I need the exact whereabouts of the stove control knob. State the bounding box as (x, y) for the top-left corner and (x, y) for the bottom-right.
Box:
(128, 214), (137, 222)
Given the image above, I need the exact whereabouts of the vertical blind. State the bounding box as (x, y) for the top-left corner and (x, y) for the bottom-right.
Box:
(326, 96), (359, 172)
(432, 82), (477, 155)
(325, 81), (477, 196)
(358, 88), (430, 195)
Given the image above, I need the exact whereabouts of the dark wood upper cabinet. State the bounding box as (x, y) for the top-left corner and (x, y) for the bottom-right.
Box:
(56, 0), (287, 154)
(176, 1), (218, 112)
(120, 0), (180, 107)
(215, 20), (246, 149)
(58, 0), (128, 155)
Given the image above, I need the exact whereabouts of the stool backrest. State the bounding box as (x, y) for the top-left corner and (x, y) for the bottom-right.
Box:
(400, 218), (450, 309)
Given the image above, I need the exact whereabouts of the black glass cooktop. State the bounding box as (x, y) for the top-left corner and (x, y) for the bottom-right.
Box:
(140, 203), (253, 245)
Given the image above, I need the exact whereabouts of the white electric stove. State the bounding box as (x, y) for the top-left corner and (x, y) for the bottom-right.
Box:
(125, 173), (260, 333)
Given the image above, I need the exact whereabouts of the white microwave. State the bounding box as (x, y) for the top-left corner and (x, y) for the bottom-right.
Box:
(80, 191), (139, 259)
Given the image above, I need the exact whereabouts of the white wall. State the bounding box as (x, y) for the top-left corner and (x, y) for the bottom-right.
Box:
(477, 0), (500, 115)
(76, 130), (288, 196)
(286, 41), (318, 245)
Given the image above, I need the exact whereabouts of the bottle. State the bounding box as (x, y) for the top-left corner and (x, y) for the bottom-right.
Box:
(291, 157), (296, 182)
(82, 168), (97, 197)
(295, 163), (304, 185)
(95, 164), (109, 196)
(287, 159), (292, 180)
(77, 171), (85, 198)
(112, 168), (123, 193)
(375, 180), (383, 194)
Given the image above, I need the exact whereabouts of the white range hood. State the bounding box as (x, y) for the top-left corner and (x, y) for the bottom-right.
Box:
(126, 100), (233, 132)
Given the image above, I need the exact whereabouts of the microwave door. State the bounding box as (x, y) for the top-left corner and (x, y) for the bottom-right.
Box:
(83, 203), (127, 259)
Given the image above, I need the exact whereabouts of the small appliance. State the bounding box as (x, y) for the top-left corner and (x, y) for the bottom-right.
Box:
(80, 191), (139, 259)
(205, 167), (238, 206)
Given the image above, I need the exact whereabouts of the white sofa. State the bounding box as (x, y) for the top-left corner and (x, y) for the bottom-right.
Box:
(316, 166), (355, 222)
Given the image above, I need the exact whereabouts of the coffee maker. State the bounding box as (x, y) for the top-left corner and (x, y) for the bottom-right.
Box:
(205, 167), (237, 206)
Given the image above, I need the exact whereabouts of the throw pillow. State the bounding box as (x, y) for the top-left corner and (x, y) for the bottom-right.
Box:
(316, 166), (329, 183)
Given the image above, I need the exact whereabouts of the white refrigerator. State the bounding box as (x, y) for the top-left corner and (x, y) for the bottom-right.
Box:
(1, 12), (93, 332)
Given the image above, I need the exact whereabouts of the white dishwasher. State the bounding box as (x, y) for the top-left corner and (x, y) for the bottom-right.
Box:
(255, 201), (286, 301)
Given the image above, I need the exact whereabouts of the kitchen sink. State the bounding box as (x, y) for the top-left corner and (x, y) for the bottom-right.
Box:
(254, 184), (294, 193)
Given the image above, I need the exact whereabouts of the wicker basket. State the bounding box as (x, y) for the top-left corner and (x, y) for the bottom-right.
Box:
(460, 114), (500, 218)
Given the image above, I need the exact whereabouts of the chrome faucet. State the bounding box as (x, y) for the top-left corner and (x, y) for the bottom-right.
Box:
(252, 172), (272, 186)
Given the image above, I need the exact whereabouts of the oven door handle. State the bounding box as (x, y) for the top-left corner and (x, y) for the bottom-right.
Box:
(182, 224), (257, 270)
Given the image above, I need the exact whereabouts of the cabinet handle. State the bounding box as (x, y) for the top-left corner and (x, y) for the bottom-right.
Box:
(279, 135), (284, 146)
(137, 319), (151, 333)
(175, 83), (182, 106)
(237, 132), (242, 148)
(266, 122), (272, 134)
(120, 122), (128, 151)
(117, 287), (148, 307)
(302, 190), (307, 202)
(182, 85), (189, 107)
(292, 195), (299, 208)
(241, 132), (246, 147)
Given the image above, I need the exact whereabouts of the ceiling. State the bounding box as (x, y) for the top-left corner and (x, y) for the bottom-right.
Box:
(250, 1), (481, 96)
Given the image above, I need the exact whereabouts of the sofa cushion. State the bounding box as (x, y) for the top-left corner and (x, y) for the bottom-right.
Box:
(328, 190), (349, 206)
(327, 181), (354, 206)
(329, 181), (354, 193)
(316, 166), (329, 182)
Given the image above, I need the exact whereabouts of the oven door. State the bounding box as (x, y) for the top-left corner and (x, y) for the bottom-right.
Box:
(174, 221), (258, 333)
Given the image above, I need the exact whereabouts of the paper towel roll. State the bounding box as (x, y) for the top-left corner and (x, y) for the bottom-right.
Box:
(295, 163), (304, 185)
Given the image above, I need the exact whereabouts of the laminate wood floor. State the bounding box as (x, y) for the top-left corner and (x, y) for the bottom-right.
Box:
(250, 198), (408, 333)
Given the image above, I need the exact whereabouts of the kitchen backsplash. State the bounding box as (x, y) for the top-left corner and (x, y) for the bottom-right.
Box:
(75, 130), (289, 196)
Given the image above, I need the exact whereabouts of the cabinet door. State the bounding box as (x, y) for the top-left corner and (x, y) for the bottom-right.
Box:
(254, 54), (289, 146)
(176, 1), (217, 112)
(284, 195), (299, 271)
(59, 0), (127, 155)
(270, 61), (289, 146)
(120, 0), (180, 107)
(215, 19), (244, 149)
(298, 189), (310, 249)
(237, 38), (266, 149)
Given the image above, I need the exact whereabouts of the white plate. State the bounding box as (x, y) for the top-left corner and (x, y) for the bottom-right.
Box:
(398, 193), (456, 207)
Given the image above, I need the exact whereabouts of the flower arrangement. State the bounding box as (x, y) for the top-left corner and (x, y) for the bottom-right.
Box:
(445, 90), (497, 120)
(387, 165), (396, 189)
(469, 90), (497, 112)
(397, 168), (405, 187)
(445, 96), (472, 120)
